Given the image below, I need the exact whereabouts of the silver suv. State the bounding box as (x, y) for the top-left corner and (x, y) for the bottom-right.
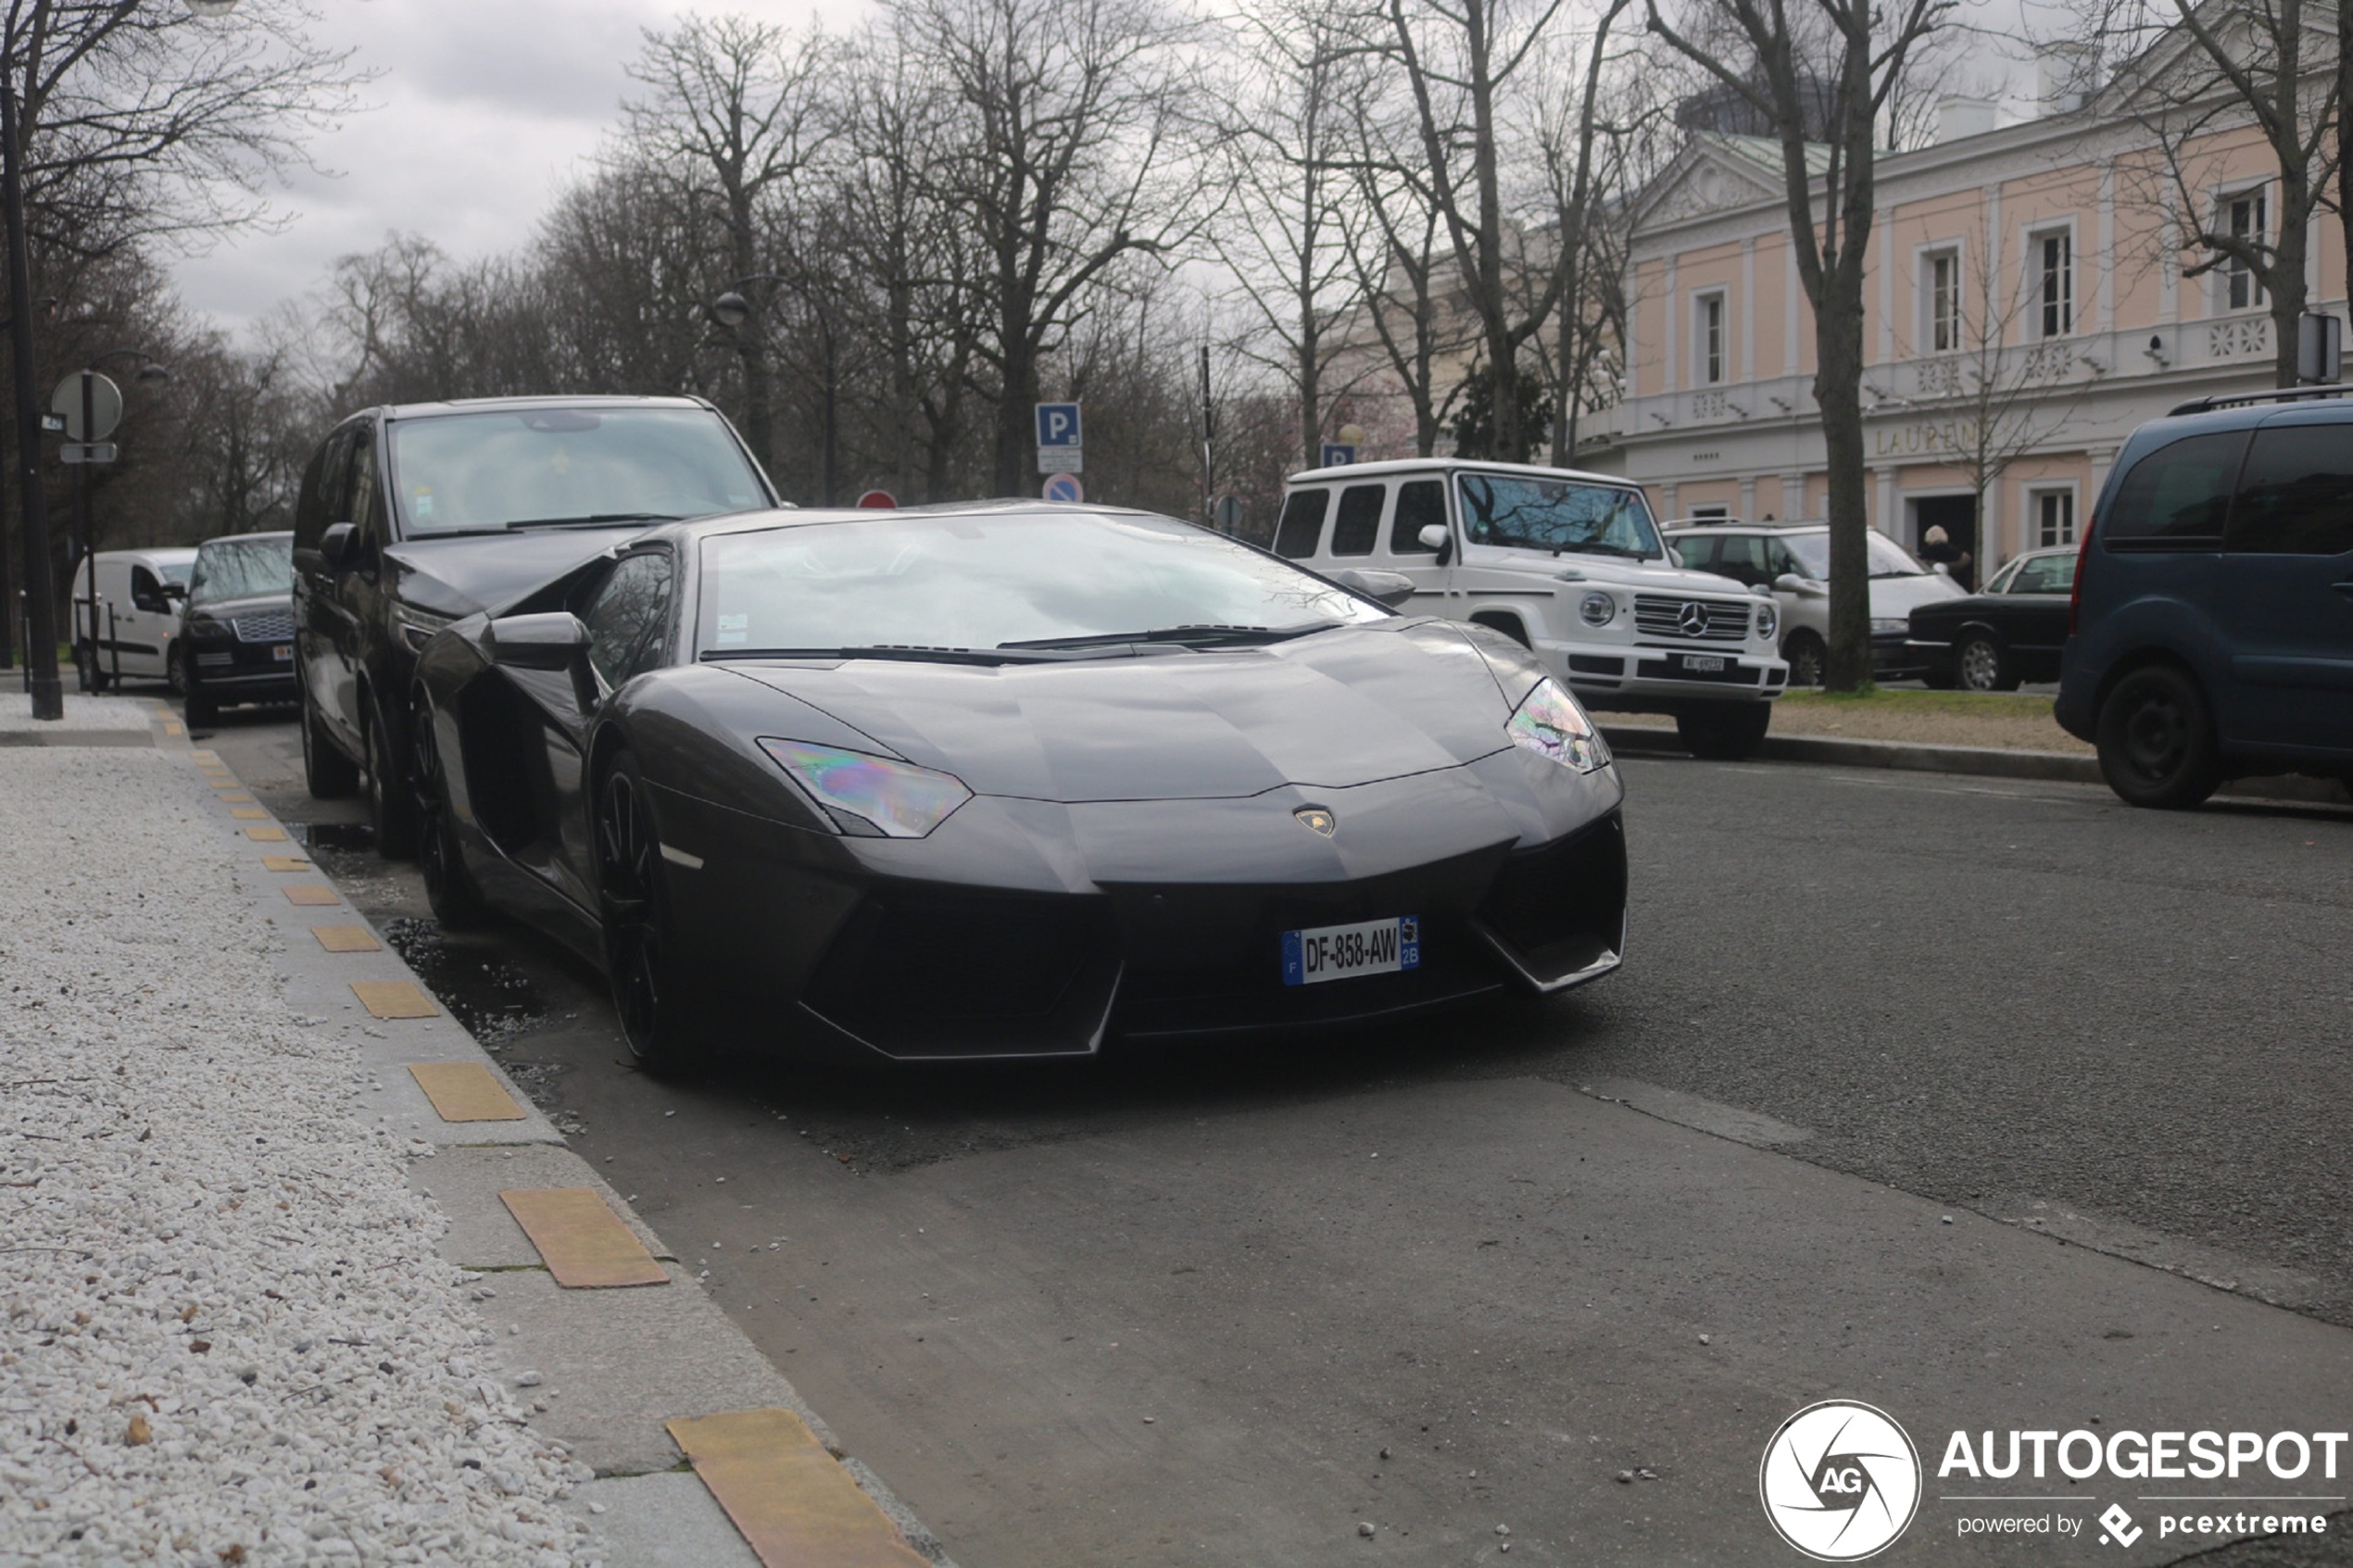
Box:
(1280, 459), (1786, 758)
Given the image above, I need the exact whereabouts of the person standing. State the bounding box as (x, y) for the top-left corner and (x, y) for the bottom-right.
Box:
(1918, 524), (1973, 591)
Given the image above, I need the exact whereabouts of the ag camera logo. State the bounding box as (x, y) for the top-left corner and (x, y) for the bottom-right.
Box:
(1760, 1400), (1922, 1561)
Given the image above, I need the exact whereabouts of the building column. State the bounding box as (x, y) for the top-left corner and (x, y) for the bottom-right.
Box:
(1780, 470), (1806, 522)
(1658, 482), (1680, 517)
(1875, 467), (1898, 540)
(1739, 476), (1756, 521)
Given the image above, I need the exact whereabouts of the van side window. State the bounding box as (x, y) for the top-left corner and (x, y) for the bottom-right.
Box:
(1329, 484), (1386, 557)
(2228, 425), (2353, 556)
(2102, 432), (2246, 549)
(1390, 481), (1444, 553)
(347, 427), (383, 549)
(1275, 489), (1329, 558)
(1675, 534), (1719, 572)
(296, 429), (354, 551)
(130, 567), (168, 613)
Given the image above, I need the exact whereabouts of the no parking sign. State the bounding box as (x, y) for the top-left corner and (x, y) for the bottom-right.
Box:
(1042, 473), (1084, 504)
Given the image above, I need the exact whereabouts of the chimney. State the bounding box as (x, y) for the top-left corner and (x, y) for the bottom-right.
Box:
(1938, 96), (1998, 143)
(2037, 43), (2097, 114)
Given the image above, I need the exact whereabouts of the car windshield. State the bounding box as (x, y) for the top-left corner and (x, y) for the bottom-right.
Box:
(697, 510), (1387, 657)
(1781, 531), (1932, 580)
(385, 408), (767, 536)
(187, 535), (292, 606)
(1454, 472), (1662, 558)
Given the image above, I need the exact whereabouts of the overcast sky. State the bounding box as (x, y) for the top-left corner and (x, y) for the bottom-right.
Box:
(171, 0), (867, 340)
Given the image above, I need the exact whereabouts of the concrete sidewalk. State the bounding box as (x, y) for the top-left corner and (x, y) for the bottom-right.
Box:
(0, 695), (950, 1567)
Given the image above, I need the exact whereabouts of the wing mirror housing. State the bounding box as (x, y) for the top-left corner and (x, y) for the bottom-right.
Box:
(487, 611), (598, 708)
(1417, 522), (1454, 567)
(321, 522), (355, 571)
(1329, 568), (1417, 608)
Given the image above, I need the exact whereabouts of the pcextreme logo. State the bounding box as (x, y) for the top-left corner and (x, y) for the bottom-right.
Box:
(1760, 1400), (1924, 1561)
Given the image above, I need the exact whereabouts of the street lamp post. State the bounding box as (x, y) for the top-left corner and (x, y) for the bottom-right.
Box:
(3, 0), (231, 716)
(710, 276), (837, 507)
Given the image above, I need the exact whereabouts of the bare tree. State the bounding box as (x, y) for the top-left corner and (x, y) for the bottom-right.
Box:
(2095, 0), (2336, 389)
(892, 0), (1204, 497)
(1646, 0), (1952, 690)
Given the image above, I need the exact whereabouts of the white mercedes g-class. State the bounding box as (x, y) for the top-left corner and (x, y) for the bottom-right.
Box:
(1279, 458), (1786, 758)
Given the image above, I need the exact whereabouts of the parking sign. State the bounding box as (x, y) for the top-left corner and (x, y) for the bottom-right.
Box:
(1320, 442), (1358, 467)
(1042, 472), (1085, 504)
(1036, 403), (1083, 448)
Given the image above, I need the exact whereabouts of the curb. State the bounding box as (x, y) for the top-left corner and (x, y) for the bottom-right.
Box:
(1601, 721), (2353, 807)
(159, 712), (957, 1568)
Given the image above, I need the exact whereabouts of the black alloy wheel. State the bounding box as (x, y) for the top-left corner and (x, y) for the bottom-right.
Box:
(300, 684), (360, 799)
(596, 752), (698, 1072)
(365, 698), (421, 859)
(2095, 663), (2222, 809)
(411, 694), (485, 926)
(165, 644), (187, 696)
(1781, 632), (1825, 687)
(1957, 633), (2013, 693)
(75, 640), (110, 693)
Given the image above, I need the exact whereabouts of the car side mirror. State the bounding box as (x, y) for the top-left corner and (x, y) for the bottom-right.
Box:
(488, 611), (598, 708)
(1329, 568), (1417, 608)
(321, 522), (356, 571)
(161, 582), (187, 601)
(1416, 522), (1454, 567)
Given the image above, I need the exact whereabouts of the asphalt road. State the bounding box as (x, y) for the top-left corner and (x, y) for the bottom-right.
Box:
(195, 700), (2353, 1567)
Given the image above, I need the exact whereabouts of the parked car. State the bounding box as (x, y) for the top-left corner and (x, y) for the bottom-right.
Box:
(176, 532), (296, 725)
(294, 395), (774, 856)
(2057, 389), (2353, 809)
(1279, 459), (1785, 759)
(409, 502), (1629, 1069)
(1902, 546), (2076, 691)
(1664, 521), (1968, 685)
(69, 546), (195, 690)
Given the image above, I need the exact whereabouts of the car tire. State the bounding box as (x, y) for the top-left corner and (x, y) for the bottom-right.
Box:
(596, 750), (703, 1073)
(301, 686), (361, 799)
(1675, 700), (1771, 761)
(1780, 632), (1825, 687)
(165, 644), (187, 696)
(183, 681), (218, 729)
(2095, 664), (2222, 809)
(412, 693), (487, 928)
(365, 698), (421, 859)
(1957, 633), (2017, 693)
(75, 639), (110, 693)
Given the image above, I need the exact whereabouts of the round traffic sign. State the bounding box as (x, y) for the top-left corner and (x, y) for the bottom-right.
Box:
(1213, 495), (1242, 533)
(1042, 473), (1084, 504)
(855, 489), (897, 508)
(51, 372), (122, 442)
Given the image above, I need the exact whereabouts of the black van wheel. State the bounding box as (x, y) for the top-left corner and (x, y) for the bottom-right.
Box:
(412, 693), (486, 927)
(365, 699), (421, 859)
(597, 751), (703, 1074)
(1676, 701), (1771, 760)
(301, 687), (360, 799)
(2096, 664), (2222, 809)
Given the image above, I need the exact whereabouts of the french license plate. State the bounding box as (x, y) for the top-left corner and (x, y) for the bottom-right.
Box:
(271, 644), (293, 662)
(1677, 654), (1726, 673)
(1281, 916), (1420, 986)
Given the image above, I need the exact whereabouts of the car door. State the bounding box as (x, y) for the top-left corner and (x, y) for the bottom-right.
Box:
(2215, 421), (2353, 756)
(119, 564), (173, 677)
(295, 427), (358, 745)
(2001, 552), (2075, 673)
(544, 549), (677, 912)
(1381, 478), (1451, 608)
(330, 423), (393, 750)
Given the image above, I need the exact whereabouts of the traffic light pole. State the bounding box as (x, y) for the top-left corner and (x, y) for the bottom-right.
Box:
(2, 79), (57, 718)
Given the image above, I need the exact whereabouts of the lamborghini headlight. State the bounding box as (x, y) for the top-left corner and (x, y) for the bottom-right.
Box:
(757, 738), (973, 838)
(1504, 678), (1609, 774)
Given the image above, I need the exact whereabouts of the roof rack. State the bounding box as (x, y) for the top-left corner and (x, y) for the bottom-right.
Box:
(2167, 384), (2353, 417)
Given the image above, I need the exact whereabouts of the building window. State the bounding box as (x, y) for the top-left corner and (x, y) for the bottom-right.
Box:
(1695, 293), (1726, 384)
(2035, 231), (2072, 338)
(2033, 488), (2076, 547)
(1925, 250), (1960, 353)
(2225, 189), (2267, 311)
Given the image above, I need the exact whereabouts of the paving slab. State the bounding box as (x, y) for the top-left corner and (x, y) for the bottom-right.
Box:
(420, 1144), (673, 1269)
(571, 1473), (763, 1568)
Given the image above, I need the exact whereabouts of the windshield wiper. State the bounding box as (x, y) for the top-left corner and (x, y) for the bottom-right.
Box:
(702, 644), (1069, 666)
(999, 621), (1343, 650)
(505, 513), (684, 530)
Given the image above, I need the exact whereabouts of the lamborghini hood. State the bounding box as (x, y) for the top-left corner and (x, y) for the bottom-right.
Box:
(724, 619), (1526, 803)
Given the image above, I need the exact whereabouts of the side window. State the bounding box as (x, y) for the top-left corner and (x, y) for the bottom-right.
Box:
(2228, 425), (2353, 557)
(1390, 481), (1445, 553)
(346, 427), (383, 549)
(1982, 558), (2022, 595)
(582, 553), (676, 689)
(2102, 432), (2246, 549)
(2013, 554), (2074, 594)
(1763, 540), (1803, 579)
(1674, 534), (1719, 572)
(130, 567), (167, 612)
(296, 430), (353, 550)
(1274, 489), (1329, 558)
(1710, 534), (1769, 586)
(1329, 484), (1386, 557)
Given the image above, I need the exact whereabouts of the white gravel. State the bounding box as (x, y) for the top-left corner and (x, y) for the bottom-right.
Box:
(0, 693), (157, 732)
(0, 749), (597, 1566)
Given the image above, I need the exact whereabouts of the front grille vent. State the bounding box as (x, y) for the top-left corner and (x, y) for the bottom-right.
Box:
(233, 610), (295, 643)
(1631, 595), (1748, 643)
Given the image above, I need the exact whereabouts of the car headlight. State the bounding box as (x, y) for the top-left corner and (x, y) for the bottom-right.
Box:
(758, 738), (973, 838)
(184, 616), (232, 642)
(1755, 600), (1779, 640)
(1578, 590), (1616, 628)
(1870, 617), (1906, 634)
(393, 601), (457, 653)
(1504, 678), (1609, 774)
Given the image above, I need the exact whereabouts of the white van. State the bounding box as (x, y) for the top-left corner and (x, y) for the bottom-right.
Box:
(69, 547), (195, 689)
(1279, 458), (1787, 759)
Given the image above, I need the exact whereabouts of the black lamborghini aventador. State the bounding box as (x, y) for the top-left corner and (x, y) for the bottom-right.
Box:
(408, 501), (1628, 1068)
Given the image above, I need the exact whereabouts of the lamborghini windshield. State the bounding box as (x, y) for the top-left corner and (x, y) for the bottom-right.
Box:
(697, 509), (1388, 657)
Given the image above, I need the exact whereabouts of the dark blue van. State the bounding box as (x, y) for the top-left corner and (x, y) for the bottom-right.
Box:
(2057, 391), (2353, 808)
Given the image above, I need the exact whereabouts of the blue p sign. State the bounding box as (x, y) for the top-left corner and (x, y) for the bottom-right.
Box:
(1036, 402), (1083, 447)
(1320, 442), (1358, 467)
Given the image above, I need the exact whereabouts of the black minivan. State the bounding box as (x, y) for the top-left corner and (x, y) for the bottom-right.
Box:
(2057, 389), (2353, 808)
(293, 396), (774, 853)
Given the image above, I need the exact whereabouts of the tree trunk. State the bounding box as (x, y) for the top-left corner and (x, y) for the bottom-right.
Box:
(2269, 166), (2309, 390)
(1815, 285), (1874, 689)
